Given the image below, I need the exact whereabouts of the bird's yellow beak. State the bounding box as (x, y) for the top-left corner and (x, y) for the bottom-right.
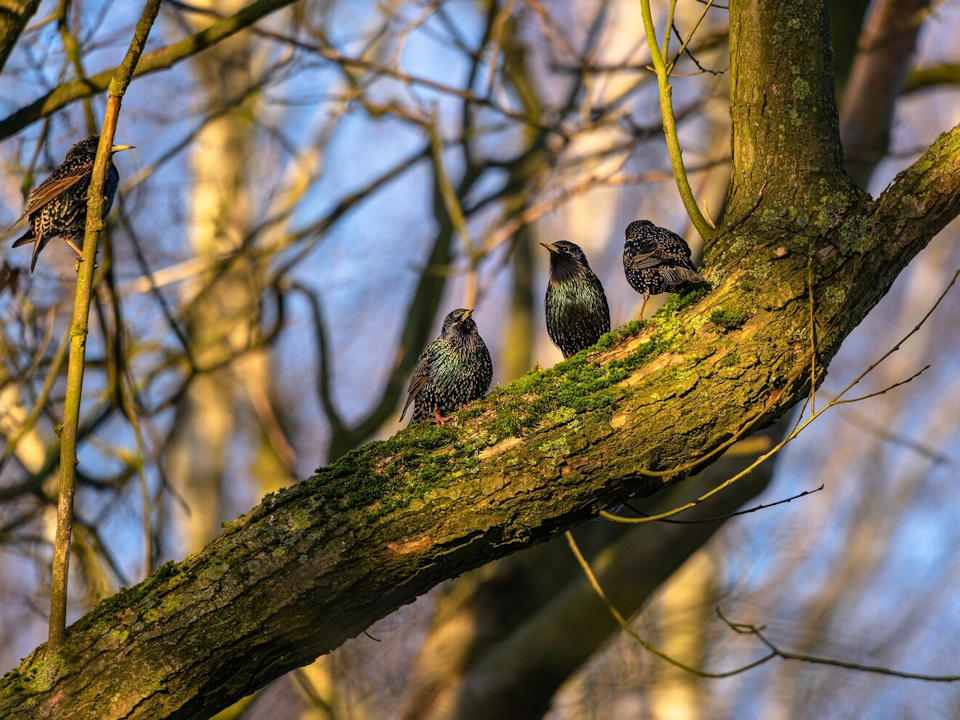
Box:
(462, 309), (473, 319)
(110, 145), (135, 153)
(540, 242), (558, 253)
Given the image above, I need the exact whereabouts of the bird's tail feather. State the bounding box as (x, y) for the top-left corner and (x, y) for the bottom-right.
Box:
(11, 230), (32, 247)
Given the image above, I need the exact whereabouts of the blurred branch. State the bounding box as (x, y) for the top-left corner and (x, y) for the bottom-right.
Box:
(906, 63), (960, 93)
(566, 532), (773, 678)
(55, 0), (96, 132)
(0, 324), (68, 476)
(0, 0), (40, 76)
(0, 0), (299, 142)
(840, 0), (931, 186)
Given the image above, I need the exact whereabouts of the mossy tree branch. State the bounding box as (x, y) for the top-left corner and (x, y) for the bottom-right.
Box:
(3, 1), (960, 717)
(1, 120), (959, 716)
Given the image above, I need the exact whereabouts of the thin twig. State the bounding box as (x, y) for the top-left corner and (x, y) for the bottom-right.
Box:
(718, 608), (960, 682)
(623, 484), (824, 524)
(809, 257), (817, 415)
(566, 532), (775, 678)
(668, 1), (715, 73)
(638, 0), (714, 240)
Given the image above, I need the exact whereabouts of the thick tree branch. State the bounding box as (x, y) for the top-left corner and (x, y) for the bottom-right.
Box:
(0, 0), (298, 142)
(1, 120), (959, 717)
(3, 1), (960, 716)
(398, 423), (784, 720)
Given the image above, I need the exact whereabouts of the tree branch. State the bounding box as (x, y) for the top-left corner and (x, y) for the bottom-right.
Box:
(0, 0), (40, 76)
(727, 0), (848, 216)
(48, 0), (162, 655)
(639, 0), (715, 241)
(1, 118), (959, 717)
(0, 0), (298, 143)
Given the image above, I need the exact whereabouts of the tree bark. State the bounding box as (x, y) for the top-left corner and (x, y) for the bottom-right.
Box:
(3, 1), (960, 717)
(397, 423), (783, 720)
(727, 0), (847, 217)
(392, 3), (898, 712)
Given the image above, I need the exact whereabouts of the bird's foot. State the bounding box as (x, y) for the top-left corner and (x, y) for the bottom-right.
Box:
(433, 408), (452, 425)
(74, 257), (100, 273)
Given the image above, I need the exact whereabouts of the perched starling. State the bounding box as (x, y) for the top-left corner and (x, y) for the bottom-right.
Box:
(401, 308), (493, 424)
(541, 240), (611, 359)
(623, 220), (706, 318)
(10, 135), (134, 272)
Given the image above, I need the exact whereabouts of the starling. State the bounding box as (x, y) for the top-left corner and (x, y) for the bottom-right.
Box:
(541, 240), (611, 359)
(9, 135), (134, 272)
(622, 219), (706, 318)
(401, 308), (493, 424)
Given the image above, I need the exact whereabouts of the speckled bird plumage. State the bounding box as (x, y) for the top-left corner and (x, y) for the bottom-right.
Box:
(401, 308), (493, 423)
(10, 136), (129, 272)
(623, 220), (706, 316)
(542, 240), (611, 359)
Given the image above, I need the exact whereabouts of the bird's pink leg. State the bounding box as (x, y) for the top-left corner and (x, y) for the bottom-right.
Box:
(65, 238), (98, 269)
(63, 238), (83, 257)
(638, 293), (649, 320)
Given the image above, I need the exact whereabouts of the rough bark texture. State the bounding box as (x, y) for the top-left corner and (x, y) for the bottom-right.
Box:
(2, 1), (960, 717)
(727, 0), (847, 217)
(397, 425), (783, 720)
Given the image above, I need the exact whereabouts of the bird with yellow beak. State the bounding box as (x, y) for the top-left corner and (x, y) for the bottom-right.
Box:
(9, 135), (134, 272)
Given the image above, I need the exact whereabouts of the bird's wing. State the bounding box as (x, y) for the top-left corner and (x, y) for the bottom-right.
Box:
(626, 244), (673, 270)
(661, 265), (705, 286)
(400, 346), (434, 421)
(627, 228), (697, 269)
(18, 163), (91, 220)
